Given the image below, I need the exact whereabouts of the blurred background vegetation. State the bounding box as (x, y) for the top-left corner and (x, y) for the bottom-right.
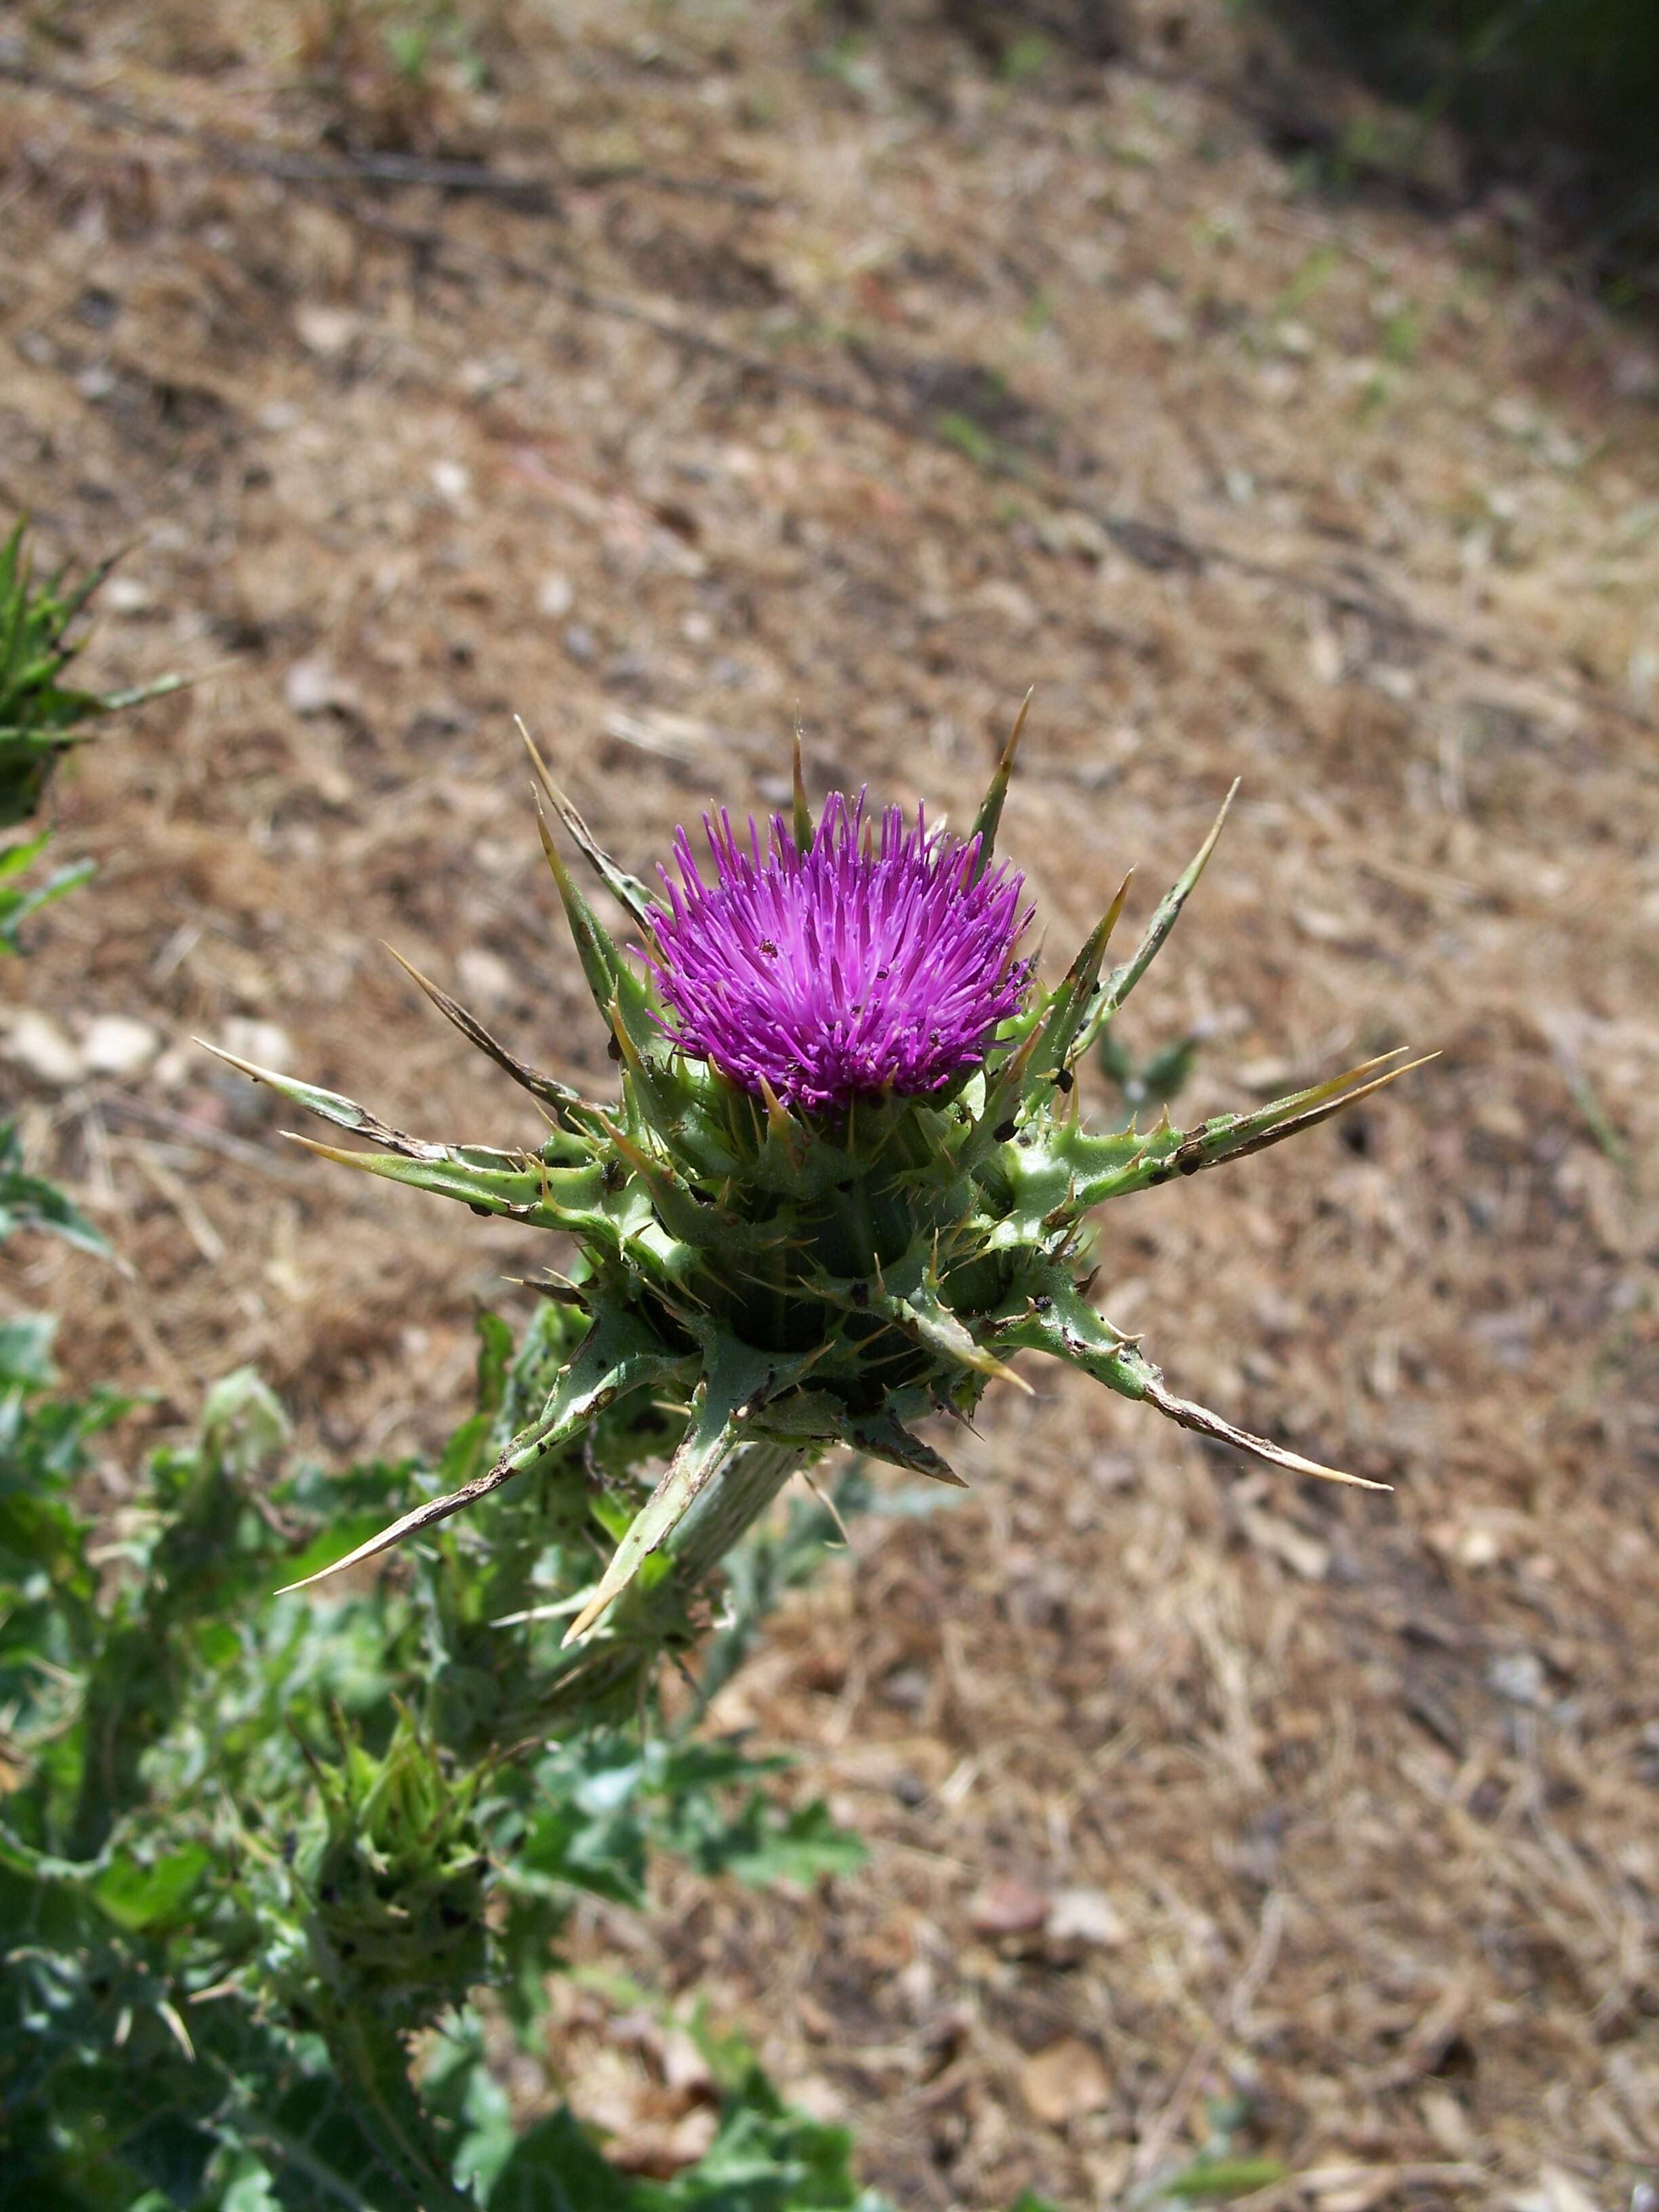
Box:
(880, 1), (1659, 294)
(1257, 0), (1659, 286)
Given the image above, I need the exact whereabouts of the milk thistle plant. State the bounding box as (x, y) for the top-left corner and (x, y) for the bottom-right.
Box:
(1, 699), (1420, 2209)
(217, 705), (1414, 1671)
(4, 560), (929, 2207)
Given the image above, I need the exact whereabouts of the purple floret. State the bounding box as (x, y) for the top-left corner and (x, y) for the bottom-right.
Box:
(641, 792), (1035, 1114)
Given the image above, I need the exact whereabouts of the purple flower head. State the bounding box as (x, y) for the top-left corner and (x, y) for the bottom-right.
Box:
(642, 793), (1035, 1115)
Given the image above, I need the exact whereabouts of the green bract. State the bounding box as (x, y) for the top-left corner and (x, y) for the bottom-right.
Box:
(215, 712), (1418, 1641)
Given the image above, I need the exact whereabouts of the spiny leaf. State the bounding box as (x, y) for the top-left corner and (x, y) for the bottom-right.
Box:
(1000, 1281), (1387, 1491)
(530, 798), (630, 1021)
(381, 943), (596, 1126)
(888, 1282), (1029, 1391)
(563, 1339), (797, 1644)
(282, 1132), (592, 1229)
(1025, 872), (1134, 1094)
(517, 722), (657, 934)
(1181, 1050), (1435, 1170)
(1076, 1048), (1431, 1207)
(1132, 1359), (1389, 1491)
(592, 1110), (722, 1252)
(844, 1406), (966, 1486)
(277, 1303), (691, 1593)
(968, 687), (1033, 879)
(605, 994), (692, 1142)
(1075, 779), (1237, 1053)
(521, 727), (659, 1031)
(198, 1041), (459, 1161)
(960, 1019), (1046, 1166)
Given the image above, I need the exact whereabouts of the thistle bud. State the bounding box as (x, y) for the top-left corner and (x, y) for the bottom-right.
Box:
(303, 1711), (488, 2027)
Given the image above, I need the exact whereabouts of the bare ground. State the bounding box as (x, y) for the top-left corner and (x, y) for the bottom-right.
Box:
(3, 3), (1658, 2205)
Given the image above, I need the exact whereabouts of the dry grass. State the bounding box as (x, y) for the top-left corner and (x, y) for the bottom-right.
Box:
(2, 1), (1657, 2204)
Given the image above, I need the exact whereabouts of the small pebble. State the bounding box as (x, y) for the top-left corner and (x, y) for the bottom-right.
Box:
(80, 1015), (161, 1078)
(217, 1019), (295, 1072)
(1, 1010), (86, 1087)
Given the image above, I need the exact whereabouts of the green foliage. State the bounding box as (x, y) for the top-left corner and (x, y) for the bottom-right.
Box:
(934, 408), (1002, 470)
(0, 828), (96, 956)
(1, 657), (1355, 2200)
(1136, 2094), (1287, 2207)
(1263, 0), (1659, 253)
(0, 514), (177, 962)
(1160, 2158), (1287, 2200)
(997, 33), (1052, 85)
(1095, 1025), (1203, 1126)
(0, 1120), (109, 1254)
(381, 0), (491, 89)
(1296, 0), (1659, 150)
(0, 518), (178, 831)
(486, 2076), (890, 2212)
(0, 1297), (884, 2207)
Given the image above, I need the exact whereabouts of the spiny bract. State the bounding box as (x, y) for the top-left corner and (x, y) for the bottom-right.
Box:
(213, 703), (1420, 1645)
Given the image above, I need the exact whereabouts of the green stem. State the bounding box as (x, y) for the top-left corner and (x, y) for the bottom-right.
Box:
(315, 1994), (479, 2212)
(537, 1441), (814, 1727)
(670, 1439), (808, 1581)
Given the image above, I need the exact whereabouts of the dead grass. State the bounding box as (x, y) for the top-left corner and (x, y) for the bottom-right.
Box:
(2, 1), (1657, 2204)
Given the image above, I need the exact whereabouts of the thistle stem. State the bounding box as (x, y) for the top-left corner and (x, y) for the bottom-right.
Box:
(537, 1440), (817, 1727)
(312, 1993), (479, 2212)
(670, 1440), (813, 1582)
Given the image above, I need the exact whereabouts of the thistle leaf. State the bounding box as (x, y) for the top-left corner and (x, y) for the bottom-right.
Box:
(1075, 779), (1237, 1053)
(1131, 1361), (1390, 1491)
(605, 995), (695, 1142)
(888, 1282), (1029, 1391)
(844, 1406), (966, 1485)
(960, 1019), (1045, 1165)
(991, 1272), (1141, 1384)
(968, 688), (1033, 879)
(530, 800), (632, 1020)
(518, 724), (658, 934)
(595, 1111), (706, 1238)
(276, 1301), (691, 1593)
(381, 943), (598, 1128)
(1023, 873), (1134, 1095)
(1000, 1278), (1387, 1491)
(197, 1042), (455, 1162)
(1074, 1049), (1431, 1208)
(563, 1337), (796, 1644)
(523, 730), (661, 1042)
(282, 1132), (596, 1229)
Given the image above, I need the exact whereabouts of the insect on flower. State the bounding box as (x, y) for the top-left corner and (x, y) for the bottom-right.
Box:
(207, 699), (1427, 1641)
